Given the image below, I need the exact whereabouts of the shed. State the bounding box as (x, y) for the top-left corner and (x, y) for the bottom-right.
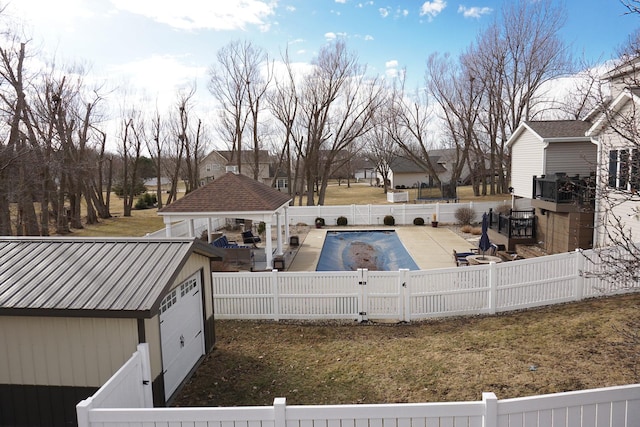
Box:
(0, 237), (220, 426)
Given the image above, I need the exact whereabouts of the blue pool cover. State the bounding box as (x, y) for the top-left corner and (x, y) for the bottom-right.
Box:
(316, 230), (419, 271)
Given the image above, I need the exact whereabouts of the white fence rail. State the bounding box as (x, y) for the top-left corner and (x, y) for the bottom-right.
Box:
(213, 249), (633, 322)
(78, 383), (640, 427)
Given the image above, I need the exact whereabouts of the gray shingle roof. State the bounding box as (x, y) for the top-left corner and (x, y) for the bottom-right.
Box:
(0, 237), (218, 317)
(158, 172), (292, 214)
(524, 120), (591, 139)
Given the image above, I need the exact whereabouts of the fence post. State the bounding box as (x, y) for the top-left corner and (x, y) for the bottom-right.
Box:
(575, 249), (585, 301)
(274, 397), (287, 427)
(76, 398), (91, 427)
(358, 269), (369, 322)
(436, 203), (440, 222)
(489, 262), (497, 314)
(272, 269), (280, 321)
(137, 343), (153, 408)
(482, 392), (497, 427)
(399, 269), (410, 322)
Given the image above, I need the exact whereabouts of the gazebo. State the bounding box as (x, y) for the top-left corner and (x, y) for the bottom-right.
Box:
(158, 172), (293, 268)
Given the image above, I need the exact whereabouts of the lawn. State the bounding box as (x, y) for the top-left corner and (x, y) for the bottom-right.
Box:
(173, 293), (640, 407)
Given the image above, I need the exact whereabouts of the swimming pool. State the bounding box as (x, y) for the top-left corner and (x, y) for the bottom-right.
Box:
(316, 230), (419, 271)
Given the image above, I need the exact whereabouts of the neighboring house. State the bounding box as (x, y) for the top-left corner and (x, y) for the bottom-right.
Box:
(0, 237), (220, 426)
(144, 177), (172, 193)
(587, 57), (640, 246)
(507, 120), (596, 253)
(199, 150), (272, 186)
(386, 149), (472, 190)
(353, 159), (377, 184)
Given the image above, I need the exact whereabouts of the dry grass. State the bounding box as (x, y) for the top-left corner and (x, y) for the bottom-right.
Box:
(318, 182), (511, 206)
(173, 293), (640, 407)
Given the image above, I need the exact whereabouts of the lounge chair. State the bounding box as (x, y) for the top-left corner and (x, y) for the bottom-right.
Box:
(453, 249), (474, 267)
(241, 230), (261, 246)
(212, 235), (248, 249)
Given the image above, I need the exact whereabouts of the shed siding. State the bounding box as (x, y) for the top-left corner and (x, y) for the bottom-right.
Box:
(545, 142), (597, 176)
(511, 130), (545, 199)
(0, 316), (137, 387)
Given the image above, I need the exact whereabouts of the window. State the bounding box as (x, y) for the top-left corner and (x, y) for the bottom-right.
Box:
(608, 148), (640, 191)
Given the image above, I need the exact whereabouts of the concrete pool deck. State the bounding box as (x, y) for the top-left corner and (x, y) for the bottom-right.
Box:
(286, 226), (476, 271)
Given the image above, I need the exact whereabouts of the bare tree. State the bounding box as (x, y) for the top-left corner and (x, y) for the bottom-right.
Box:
(209, 40), (269, 176)
(466, 0), (571, 193)
(297, 40), (383, 205)
(387, 74), (443, 195)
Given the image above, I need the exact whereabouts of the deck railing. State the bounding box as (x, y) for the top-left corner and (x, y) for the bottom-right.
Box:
(488, 208), (536, 239)
(533, 173), (596, 206)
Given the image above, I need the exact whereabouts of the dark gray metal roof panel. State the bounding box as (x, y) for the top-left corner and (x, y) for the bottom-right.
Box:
(0, 238), (217, 315)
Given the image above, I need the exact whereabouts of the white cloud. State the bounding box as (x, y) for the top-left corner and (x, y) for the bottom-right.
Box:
(420, 0), (447, 20)
(325, 32), (337, 40)
(109, 0), (277, 31)
(335, 0), (347, 3)
(286, 5), (296, 12)
(457, 5), (492, 18)
(385, 59), (399, 78)
(400, 9), (409, 17)
(108, 54), (206, 106)
(379, 7), (390, 18)
(364, 35), (374, 41)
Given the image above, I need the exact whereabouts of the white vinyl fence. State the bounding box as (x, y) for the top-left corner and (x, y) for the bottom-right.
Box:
(213, 248), (634, 322)
(76, 344), (153, 427)
(78, 357), (640, 427)
(145, 200), (530, 238)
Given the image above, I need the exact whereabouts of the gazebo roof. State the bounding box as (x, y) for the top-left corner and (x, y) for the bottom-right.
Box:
(158, 172), (292, 216)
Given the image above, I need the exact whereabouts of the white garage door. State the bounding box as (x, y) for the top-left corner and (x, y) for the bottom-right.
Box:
(160, 273), (205, 400)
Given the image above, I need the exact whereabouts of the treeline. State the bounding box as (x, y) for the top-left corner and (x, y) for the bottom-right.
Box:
(0, 0), (594, 236)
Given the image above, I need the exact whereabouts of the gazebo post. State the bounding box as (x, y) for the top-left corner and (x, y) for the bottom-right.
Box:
(275, 212), (283, 256)
(188, 219), (195, 238)
(164, 218), (173, 237)
(284, 207), (290, 246)
(207, 218), (213, 243)
(265, 221), (273, 268)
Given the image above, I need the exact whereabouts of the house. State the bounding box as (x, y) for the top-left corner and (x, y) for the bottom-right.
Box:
(587, 57), (640, 247)
(0, 237), (220, 426)
(199, 149), (272, 186)
(386, 149), (474, 190)
(387, 155), (445, 189)
(144, 177), (172, 193)
(506, 120), (596, 253)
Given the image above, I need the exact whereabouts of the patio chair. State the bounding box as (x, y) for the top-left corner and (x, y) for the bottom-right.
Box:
(453, 249), (474, 267)
(241, 230), (261, 247)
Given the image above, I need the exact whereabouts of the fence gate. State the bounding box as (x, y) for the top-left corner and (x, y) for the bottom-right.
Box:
(352, 205), (371, 226)
(356, 269), (408, 322)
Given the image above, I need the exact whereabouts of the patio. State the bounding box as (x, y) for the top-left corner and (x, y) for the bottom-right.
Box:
(243, 224), (477, 271)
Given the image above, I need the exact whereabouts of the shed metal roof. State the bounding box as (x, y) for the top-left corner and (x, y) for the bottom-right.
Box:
(0, 237), (219, 318)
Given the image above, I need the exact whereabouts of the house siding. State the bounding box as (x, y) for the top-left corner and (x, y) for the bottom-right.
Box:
(545, 142), (597, 176)
(511, 130), (545, 199)
(0, 316), (138, 387)
(594, 99), (640, 246)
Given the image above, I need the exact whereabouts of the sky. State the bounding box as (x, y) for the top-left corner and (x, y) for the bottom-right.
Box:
(4, 0), (640, 126)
